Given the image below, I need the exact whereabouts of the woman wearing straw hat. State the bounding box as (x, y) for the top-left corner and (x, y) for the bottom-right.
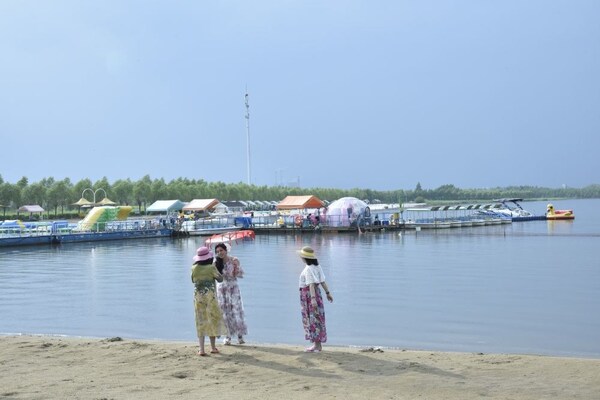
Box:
(298, 246), (333, 352)
(191, 246), (227, 356)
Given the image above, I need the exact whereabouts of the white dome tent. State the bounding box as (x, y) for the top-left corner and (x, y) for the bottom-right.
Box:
(325, 197), (370, 227)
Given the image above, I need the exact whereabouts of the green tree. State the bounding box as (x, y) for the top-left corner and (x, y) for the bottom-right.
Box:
(133, 176), (152, 212)
(39, 177), (56, 189)
(47, 179), (73, 216)
(112, 179), (134, 205)
(4, 183), (22, 210)
(16, 177), (28, 189)
(73, 179), (94, 203)
(169, 180), (194, 201)
(150, 178), (169, 202)
(0, 183), (15, 217)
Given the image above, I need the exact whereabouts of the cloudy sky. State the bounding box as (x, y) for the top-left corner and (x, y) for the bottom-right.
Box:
(1, 1), (598, 191)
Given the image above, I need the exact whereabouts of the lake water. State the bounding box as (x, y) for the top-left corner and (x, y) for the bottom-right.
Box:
(1, 199), (599, 358)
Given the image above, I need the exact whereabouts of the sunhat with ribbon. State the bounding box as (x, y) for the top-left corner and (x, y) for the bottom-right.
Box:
(297, 246), (317, 259)
(193, 246), (213, 263)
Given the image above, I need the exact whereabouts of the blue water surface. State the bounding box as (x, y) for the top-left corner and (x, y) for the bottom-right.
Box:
(1, 199), (598, 358)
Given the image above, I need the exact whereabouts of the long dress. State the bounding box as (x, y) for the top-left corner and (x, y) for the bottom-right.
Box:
(191, 263), (227, 337)
(299, 264), (327, 343)
(216, 256), (248, 337)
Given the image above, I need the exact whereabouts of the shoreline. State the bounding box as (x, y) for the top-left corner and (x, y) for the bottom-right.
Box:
(2, 335), (599, 399)
(3, 332), (599, 360)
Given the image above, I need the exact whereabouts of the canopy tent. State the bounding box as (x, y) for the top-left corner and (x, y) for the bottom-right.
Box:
(182, 198), (221, 212)
(146, 199), (186, 213)
(276, 195), (324, 210)
(97, 197), (117, 206)
(18, 205), (45, 213)
(72, 197), (116, 207)
(72, 198), (93, 207)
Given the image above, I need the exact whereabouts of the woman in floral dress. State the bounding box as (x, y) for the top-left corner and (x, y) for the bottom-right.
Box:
(214, 243), (248, 345)
(298, 246), (333, 352)
(191, 246), (227, 356)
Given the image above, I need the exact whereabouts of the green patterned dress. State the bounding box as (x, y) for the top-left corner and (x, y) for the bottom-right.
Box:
(191, 263), (227, 337)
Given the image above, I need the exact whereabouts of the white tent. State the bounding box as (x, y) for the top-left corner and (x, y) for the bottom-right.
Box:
(146, 200), (185, 213)
(17, 204), (45, 220)
(213, 202), (229, 214)
(18, 205), (45, 213)
(326, 197), (369, 227)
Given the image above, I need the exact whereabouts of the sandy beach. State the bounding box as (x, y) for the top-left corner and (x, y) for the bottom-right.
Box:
(1, 335), (599, 399)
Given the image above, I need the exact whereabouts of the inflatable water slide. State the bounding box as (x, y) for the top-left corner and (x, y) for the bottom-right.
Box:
(75, 206), (133, 231)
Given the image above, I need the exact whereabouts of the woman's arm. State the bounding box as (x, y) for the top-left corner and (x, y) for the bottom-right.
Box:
(321, 281), (333, 303)
(213, 266), (224, 282)
(309, 283), (318, 308)
(232, 257), (244, 278)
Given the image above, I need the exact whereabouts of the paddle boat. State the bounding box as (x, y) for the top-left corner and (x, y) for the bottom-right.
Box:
(204, 230), (256, 246)
(546, 204), (575, 220)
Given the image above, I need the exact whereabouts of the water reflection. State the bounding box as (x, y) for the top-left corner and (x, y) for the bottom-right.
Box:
(546, 220), (575, 235)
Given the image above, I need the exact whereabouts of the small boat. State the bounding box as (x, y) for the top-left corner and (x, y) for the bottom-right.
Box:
(546, 204), (575, 220)
(490, 198), (545, 221)
(204, 230), (256, 246)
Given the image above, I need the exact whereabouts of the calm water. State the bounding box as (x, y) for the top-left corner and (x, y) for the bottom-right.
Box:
(1, 199), (599, 358)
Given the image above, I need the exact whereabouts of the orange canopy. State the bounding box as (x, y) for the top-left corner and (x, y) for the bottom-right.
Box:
(276, 195), (324, 210)
(183, 198), (220, 212)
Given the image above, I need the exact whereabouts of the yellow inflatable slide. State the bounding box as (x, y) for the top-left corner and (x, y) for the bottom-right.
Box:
(75, 206), (133, 231)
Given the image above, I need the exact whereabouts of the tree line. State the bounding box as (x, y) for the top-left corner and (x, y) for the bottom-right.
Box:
(1, 175), (599, 217)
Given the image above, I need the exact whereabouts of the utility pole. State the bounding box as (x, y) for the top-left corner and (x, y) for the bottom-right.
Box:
(245, 89), (251, 185)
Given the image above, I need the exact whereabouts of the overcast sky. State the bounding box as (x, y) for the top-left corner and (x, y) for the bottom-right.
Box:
(1, 1), (598, 191)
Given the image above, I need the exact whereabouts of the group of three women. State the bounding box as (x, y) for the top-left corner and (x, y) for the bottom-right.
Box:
(191, 244), (333, 356)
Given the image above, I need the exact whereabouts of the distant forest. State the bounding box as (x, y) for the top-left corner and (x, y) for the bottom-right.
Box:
(1, 175), (599, 215)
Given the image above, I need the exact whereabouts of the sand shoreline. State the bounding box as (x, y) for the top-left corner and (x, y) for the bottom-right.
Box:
(1, 335), (599, 399)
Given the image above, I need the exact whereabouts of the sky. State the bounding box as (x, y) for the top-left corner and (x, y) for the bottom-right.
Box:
(1, 1), (599, 191)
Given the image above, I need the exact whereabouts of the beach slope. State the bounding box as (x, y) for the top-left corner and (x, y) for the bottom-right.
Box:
(1, 335), (599, 399)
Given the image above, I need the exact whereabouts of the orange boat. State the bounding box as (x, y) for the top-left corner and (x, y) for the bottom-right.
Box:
(546, 204), (575, 220)
(204, 230), (256, 246)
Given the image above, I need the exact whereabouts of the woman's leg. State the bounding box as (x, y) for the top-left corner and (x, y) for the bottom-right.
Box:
(305, 341), (321, 352)
(209, 336), (219, 353)
(198, 336), (206, 355)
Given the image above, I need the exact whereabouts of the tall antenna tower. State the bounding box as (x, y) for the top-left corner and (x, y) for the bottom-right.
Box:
(245, 89), (251, 185)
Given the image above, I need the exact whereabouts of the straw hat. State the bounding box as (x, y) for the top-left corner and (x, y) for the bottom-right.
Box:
(193, 246), (213, 263)
(297, 246), (317, 259)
